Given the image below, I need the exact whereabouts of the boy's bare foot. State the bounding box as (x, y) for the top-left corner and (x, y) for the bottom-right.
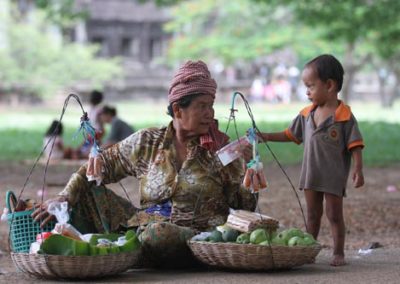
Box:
(330, 254), (346, 266)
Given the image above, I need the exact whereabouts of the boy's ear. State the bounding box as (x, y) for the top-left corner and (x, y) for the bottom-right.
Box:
(326, 79), (337, 93)
(172, 103), (182, 118)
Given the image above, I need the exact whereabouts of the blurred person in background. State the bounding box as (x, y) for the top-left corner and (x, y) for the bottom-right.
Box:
(99, 105), (134, 148)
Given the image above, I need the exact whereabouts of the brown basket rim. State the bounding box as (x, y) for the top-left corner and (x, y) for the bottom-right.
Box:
(187, 240), (322, 270)
(10, 249), (141, 279)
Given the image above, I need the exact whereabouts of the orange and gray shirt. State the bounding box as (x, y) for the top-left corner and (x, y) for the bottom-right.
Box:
(285, 101), (364, 196)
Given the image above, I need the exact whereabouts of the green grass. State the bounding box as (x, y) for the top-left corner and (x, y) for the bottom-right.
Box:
(0, 101), (399, 166)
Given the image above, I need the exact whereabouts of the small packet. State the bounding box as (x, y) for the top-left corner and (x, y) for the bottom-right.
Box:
(242, 128), (267, 193)
(48, 201), (83, 241)
(243, 160), (268, 193)
(216, 136), (250, 166)
(86, 148), (103, 186)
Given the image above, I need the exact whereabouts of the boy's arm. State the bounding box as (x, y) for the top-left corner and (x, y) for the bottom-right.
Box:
(259, 131), (292, 142)
(351, 146), (364, 188)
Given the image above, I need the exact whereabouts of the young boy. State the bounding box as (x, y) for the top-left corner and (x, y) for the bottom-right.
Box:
(259, 54), (364, 266)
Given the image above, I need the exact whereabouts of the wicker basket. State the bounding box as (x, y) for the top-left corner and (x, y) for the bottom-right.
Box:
(188, 241), (321, 270)
(11, 250), (141, 279)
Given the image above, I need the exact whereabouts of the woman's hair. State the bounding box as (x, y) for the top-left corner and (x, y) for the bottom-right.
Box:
(305, 54), (344, 92)
(167, 93), (203, 118)
(46, 120), (63, 136)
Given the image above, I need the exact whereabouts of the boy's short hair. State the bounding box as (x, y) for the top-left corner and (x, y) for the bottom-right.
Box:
(90, 90), (103, 105)
(305, 54), (344, 92)
(102, 105), (117, 117)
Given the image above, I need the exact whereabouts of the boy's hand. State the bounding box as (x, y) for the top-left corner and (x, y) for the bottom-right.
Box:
(352, 169), (364, 188)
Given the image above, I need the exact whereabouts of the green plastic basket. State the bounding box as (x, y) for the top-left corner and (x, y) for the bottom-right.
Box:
(6, 191), (55, 253)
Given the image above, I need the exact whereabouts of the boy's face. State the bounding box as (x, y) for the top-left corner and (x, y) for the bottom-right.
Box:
(301, 66), (330, 106)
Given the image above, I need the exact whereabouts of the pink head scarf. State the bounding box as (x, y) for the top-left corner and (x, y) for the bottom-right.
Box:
(168, 60), (228, 153)
(168, 60), (217, 104)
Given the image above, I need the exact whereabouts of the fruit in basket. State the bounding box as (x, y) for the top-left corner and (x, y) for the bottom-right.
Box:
(208, 230), (223, 242)
(275, 228), (304, 244)
(271, 234), (287, 245)
(236, 233), (250, 244)
(217, 225), (239, 242)
(302, 233), (317, 246)
(250, 228), (268, 244)
(288, 236), (303, 247)
(259, 240), (270, 246)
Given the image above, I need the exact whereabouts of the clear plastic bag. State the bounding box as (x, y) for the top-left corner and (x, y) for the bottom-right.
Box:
(47, 201), (83, 241)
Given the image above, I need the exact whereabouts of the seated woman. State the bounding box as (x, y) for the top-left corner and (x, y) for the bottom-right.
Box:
(32, 61), (256, 268)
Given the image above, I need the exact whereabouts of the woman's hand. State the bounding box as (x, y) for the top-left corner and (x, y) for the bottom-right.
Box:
(31, 195), (68, 228)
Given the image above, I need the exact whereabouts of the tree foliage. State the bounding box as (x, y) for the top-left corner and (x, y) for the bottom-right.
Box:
(164, 0), (342, 66)
(0, 11), (121, 98)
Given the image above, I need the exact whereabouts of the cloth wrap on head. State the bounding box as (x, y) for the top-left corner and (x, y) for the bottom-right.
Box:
(168, 60), (229, 153)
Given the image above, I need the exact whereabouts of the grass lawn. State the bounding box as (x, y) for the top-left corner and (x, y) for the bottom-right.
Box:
(0, 100), (399, 166)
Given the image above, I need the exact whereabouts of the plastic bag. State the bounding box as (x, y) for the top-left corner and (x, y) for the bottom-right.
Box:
(242, 128), (267, 193)
(86, 148), (103, 186)
(0, 208), (8, 222)
(47, 201), (83, 241)
(243, 161), (268, 193)
(216, 136), (250, 166)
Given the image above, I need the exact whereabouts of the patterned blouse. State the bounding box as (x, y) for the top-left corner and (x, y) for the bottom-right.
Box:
(60, 122), (257, 231)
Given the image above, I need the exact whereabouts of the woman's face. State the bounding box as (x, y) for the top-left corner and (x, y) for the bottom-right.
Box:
(174, 94), (215, 136)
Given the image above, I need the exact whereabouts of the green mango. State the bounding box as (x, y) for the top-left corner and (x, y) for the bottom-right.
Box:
(271, 234), (287, 246)
(288, 236), (303, 247)
(236, 233), (250, 244)
(250, 229), (268, 244)
(259, 240), (270, 246)
(208, 230), (223, 242)
(302, 235), (317, 246)
(41, 235), (90, 256)
(221, 229), (239, 242)
(279, 228), (304, 243)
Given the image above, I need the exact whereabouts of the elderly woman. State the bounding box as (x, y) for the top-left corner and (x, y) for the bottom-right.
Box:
(33, 61), (256, 267)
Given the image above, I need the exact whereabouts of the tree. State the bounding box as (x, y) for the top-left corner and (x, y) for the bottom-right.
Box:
(371, 5), (400, 107)
(255, 0), (400, 104)
(164, 0), (341, 70)
(0, 9), (121, 100)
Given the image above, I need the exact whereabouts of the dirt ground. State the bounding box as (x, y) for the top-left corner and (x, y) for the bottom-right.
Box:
(1, 161), (400, 282)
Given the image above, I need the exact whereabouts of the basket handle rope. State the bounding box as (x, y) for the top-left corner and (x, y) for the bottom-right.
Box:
(225, 92), (307, 229)
(6, 191), (18, 213)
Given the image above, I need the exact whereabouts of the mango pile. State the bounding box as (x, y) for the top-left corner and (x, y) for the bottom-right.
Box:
(192, 226), (318, 247)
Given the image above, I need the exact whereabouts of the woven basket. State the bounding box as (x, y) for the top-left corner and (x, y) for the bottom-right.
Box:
(11, 250), (141, 279)
(188, 241), (321, 270)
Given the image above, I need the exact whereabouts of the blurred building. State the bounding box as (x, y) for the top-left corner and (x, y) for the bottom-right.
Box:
(74, 0), (173, 99)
